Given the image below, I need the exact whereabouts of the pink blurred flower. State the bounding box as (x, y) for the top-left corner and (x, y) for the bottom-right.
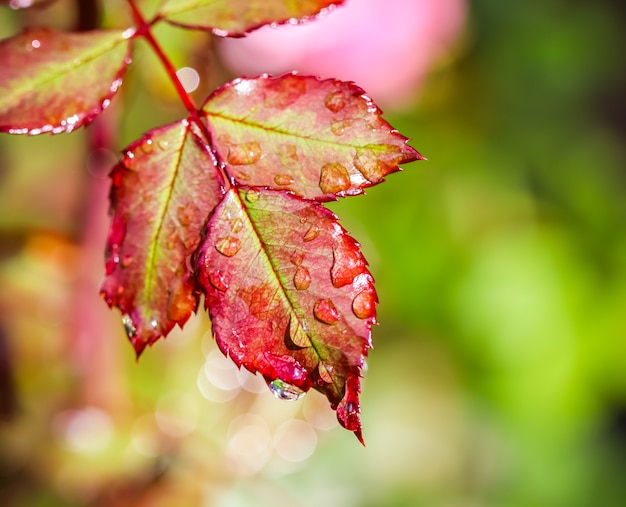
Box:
(218, 0), (467, 109)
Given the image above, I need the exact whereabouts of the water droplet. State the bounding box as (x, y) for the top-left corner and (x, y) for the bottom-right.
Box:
(325, 90), (346, 113)
(286, 316), (311, 348)
(319, 162), (351, 194)
(231, 218), (244, 234)
(353, 147), (397, 183)
(352, 289), (376, 319)
(331, 238), (364, 288)
(227, 141), (262, 165)
(293, 266), (311, 290)
(121, 254), (133, 268)
(313, 299), (340, 324)
(236, 170), (251, 181)
(274, 173), (294, 186)
(121, 314), (137, 339)
(318, 362), (334, 383)
(303, 223), (320, 242)
(208, 270), (229, 291)
(290, 251), (305, 266)
(244, 188), (260, 203)
(268, 379), (306, 401)
(141, 138), (154, 154)
(150, 319), (159, 330)
(158, 140), (169, 150)
(215, 236), (241, 257)
(277, 144), (299, 166)
(330, 120), (347, 136)
(177, 205), (193, 227)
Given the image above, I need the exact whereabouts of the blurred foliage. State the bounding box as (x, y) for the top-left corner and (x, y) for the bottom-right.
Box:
(1, 1), (626, 506)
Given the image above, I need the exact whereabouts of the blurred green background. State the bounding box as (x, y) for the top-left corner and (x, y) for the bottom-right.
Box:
(1, 1), (626, 506)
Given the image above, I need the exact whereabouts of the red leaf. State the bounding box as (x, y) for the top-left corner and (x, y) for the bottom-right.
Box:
(101, 119), (224, 355)
(0, 27), (133, 134)
(196, 187), (376, 443)
(158, 0), (343, 36)
(203, 74), (422, 200)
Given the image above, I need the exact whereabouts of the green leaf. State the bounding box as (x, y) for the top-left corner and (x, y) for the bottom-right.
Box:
(203, 74), (422, 200)
(101, 119), (224, 355)
(0, 27), (133, 135)
(196, 187), (376, 443)
(157, 0), (343, 36)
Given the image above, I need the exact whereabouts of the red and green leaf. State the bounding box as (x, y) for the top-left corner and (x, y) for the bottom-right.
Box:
(0, 27), (133, 134)
(157, 0), (342, 36)
(202, 74), (422, 200)
(101, 119), (224, 355)
(196, 187), (377, 442)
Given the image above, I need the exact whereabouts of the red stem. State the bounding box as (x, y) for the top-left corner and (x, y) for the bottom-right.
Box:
(125, 0), (230, 190)
(127, 0), (198, 116)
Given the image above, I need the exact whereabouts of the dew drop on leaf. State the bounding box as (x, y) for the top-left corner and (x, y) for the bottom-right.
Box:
(227, 141), (262, 165)
(244, 188), (260, 203)
(150, 319), (159, 330)
(318, 361), (334, 383)
(274, 173), (294, 186)
(313, 298), (340, 324)
(293, 266), (312, 290)
(290, 250), (305, 266)
(303, 223), (320, 242)
(331, 240), (363, 288)
(330, 120), (347, 136)
(268, 379), (306, 401)
(158, 140), (169, 150)
(121, 314), (137, 339)
(208, 270), (229, 292)
(140, 138), (154, 154)
(352, 290), (375, 319)
(177, 206), (192, 226)
(319, 162), (351, 194)
(324, 90), (346, 113)
(215, 236), (241, 257)
(287, 317), (311, 348)
(231, 217), (244, 234)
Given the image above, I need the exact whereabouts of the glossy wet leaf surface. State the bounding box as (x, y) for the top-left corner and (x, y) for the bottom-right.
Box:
(158, 0), (342, 36)
(101, 119), (223, 355)
(0, 27), (132, 134)
(203, 74), (421, 200)
(196, 188), (377, 442)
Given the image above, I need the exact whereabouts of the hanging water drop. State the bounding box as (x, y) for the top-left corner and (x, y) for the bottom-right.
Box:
(121, 314), (137, 339)
(268, 379), (306, 401)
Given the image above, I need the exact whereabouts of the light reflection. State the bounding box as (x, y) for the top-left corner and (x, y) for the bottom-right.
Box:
(176, 67), (200, 93)
(54, 407), (113, 453)
(273, 419), (317, 462)
(155, 392), (198, 438)
(226, 414), (272, 476)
